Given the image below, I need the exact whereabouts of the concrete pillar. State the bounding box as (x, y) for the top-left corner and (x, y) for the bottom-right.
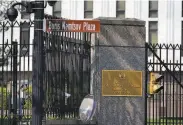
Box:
(92, 17), (146, 125)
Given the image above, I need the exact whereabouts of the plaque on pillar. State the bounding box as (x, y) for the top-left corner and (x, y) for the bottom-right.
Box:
(102, 70), (142, 96)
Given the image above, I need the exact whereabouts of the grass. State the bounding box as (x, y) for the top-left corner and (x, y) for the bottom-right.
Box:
(0, 118), (31, 125)
(0, 117), (83, 125)
(0, 115), (80, 125)
(147, 118), (183, 125)
(2, 117), (182, 125)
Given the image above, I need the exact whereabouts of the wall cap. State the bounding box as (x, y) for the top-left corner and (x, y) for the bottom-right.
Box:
(93, 17), (145, 26)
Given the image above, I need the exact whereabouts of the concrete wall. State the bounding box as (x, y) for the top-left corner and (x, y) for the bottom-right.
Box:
(92, 17), (146, 125)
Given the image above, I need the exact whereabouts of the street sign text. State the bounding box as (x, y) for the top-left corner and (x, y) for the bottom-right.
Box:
(46, 19), (100, 32)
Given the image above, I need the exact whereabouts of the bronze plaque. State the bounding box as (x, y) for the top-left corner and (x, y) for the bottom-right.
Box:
(102, 70), (142, 96)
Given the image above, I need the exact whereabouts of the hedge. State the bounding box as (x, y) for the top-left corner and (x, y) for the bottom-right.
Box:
(0, 86), (32, 110)
(23, 85), (32, 109)
(0, 87), (9, 109)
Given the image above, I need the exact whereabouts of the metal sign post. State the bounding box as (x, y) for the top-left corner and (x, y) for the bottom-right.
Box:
(32, 1), (44, 125)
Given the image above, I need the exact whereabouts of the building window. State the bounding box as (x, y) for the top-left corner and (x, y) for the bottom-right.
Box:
(116, 0), (125, 18)
(84, 0), (93, 18)
(21, 1), (30, 19)
(182, 22), (183, 51)
(149, 21), (158, 44)
(182, 1), (183, 17)
(149, 0), (158, 18)
(20, 22), (30, 56)
(53, 1), (61, 17)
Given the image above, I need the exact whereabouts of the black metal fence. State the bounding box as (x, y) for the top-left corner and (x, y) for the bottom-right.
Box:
(145, 43), (183, 125)
(0, 20), (33, 125)
(0, 19), (92, 125)
(43, 31), (91, 120)
(3, 17), (183, 125)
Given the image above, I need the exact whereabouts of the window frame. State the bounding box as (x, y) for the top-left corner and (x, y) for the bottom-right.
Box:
(116, 0), (126, 18)
(53, 1), (61, 17)
(181, 21), (183, 56)
(149, 21), (158, 45)
(182, 1), (183, 17)
(149, 0), (158, 18)
(84, 0), (93, 19)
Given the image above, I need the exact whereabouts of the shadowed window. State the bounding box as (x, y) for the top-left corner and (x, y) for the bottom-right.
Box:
(149, 21), (158, 45)
(116, 0), (125, 18)
(53, 1), (61, 17)
(149, 0), (158, 18)
(182, 1), (183, 17)
(84, 0), (93, 18)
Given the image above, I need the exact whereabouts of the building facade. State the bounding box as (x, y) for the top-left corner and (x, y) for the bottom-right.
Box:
(3, 0), (183, 45)
(1, 0), (183, 71)
(50, 0), (183, 46)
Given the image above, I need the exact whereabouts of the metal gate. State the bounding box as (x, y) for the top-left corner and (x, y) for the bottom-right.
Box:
(43, 28), (92, 123)
(145, 43), (183, 125)
(0, 18), (92, 124)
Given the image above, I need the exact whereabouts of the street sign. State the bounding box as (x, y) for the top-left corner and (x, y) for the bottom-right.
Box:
(102, 70), (143, 96)
(45, 19), (100, 32)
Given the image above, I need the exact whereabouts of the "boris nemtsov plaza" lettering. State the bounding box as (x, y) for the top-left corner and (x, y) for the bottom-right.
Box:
(48, 20), (96, 31)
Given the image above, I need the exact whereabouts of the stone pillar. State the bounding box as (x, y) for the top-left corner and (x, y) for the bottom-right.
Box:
(91, 17), (146, 125)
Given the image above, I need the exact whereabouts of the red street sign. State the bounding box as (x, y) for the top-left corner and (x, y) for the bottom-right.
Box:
(45, 19), (100, 33)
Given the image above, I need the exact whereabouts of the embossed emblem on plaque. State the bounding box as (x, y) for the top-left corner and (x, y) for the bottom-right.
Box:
(102, 70), (142, 96)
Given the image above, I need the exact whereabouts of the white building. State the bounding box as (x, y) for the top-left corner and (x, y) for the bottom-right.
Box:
(4, 0), (183, 46)
(0, 0), (183, 71)
(48, 0), (183, 45)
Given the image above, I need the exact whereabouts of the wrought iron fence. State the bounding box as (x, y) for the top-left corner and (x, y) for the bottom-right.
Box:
(0, 42), (33, 125)
(0, 19), (92, 125)
(43, 31), (91, 121)
(0, 20), (33, 125)
(145, 43), (183, 125)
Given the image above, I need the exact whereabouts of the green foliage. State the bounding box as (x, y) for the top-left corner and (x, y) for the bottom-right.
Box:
(0, 85), (33, 110)
(23, 85), (32, 109)
(24, 85), (32, 94)
(0, 87), (10, 109)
